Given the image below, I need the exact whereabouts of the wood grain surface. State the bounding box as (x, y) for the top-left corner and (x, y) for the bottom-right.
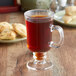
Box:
(0, 12), (76, 76)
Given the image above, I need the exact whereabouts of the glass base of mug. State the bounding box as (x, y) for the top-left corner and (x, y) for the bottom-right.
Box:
(26, 52), (53, 70)
(27, 60), (53, 71)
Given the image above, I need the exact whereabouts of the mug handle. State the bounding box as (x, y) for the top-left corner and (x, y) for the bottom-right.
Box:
(49, 25), (64, 48)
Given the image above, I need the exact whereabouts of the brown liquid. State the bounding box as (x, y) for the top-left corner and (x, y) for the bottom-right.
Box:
(34, 52), (45, 60)
(25, 15), (53, 53)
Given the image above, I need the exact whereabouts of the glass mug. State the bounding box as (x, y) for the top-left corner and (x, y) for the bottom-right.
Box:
(24, 9), (64, 70)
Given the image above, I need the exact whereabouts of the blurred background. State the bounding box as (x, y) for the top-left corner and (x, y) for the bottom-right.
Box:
(0, 0), (76, 13)
(0, 1), (76, 76)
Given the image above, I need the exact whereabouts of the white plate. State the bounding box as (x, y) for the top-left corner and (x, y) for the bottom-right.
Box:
(54, 10), (76, 27)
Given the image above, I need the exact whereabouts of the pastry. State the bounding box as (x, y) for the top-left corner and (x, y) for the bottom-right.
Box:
(63, 6), (76, 24)
(63, 15), (76, 23)
(63, 15), (72, 23)
(65, 6), (76, 16)
(0, 22), (13, 32)
(0, 29), (16, 40)
(12, 23), (27, 37)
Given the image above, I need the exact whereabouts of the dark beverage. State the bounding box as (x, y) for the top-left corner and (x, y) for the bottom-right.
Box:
(26, 15), (53, 52)
(24, 10), (64, 70)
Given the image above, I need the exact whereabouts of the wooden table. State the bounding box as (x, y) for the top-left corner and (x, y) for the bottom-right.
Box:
(0, 12), (76, 76)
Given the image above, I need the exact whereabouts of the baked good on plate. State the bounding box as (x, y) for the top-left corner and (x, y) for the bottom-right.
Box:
(12, 23), (27, 37)
(63, 15), (72, 23)
(63, 6), (76, 24)
(0, 22), (13, 32)
(65, 6), (76, 16)
(63, 15), (76, 23)
(0, 29), (16, 40)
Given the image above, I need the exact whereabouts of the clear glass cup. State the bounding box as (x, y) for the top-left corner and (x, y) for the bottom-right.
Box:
(50, 0), (67, 12)
(50, 0), (76, 12)
(67, 0), (75, 6)
(24, 9), (64, 70)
